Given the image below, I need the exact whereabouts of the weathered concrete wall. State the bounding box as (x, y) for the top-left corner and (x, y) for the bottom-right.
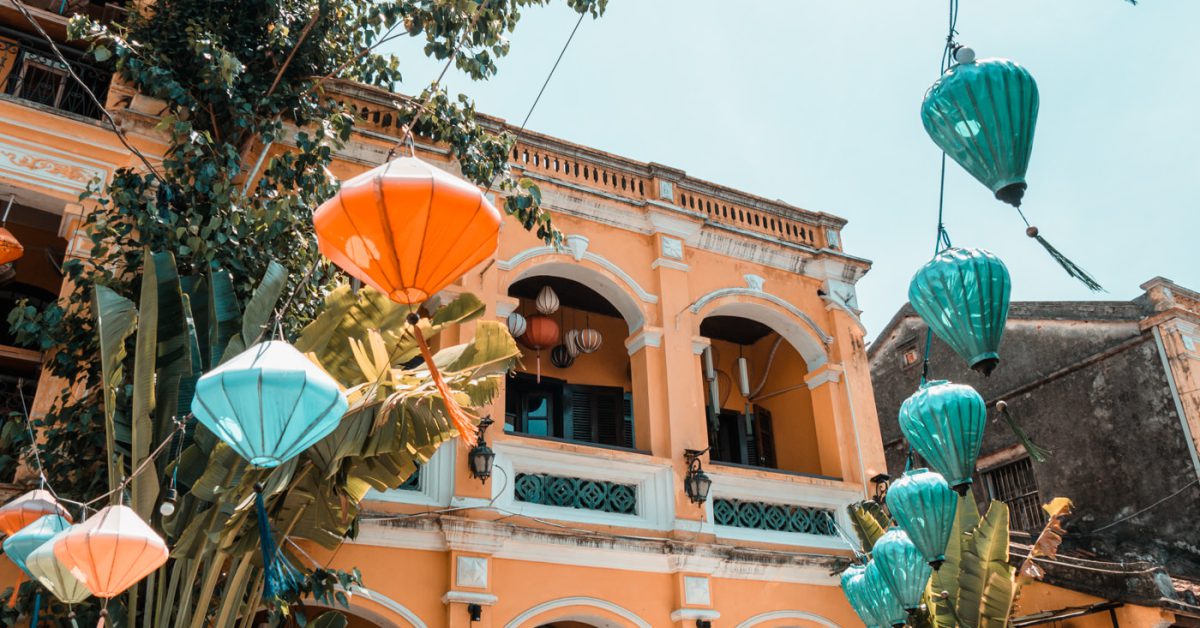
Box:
(870, 308), (1200, 578)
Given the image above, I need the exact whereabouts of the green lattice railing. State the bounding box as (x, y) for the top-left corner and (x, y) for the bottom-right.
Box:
(712, 498), (837, 536)
(514, 473), (637, 515)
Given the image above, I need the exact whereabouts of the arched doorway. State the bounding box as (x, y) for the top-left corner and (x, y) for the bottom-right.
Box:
(698, 311), (823, 476)
(505, 275), (636, 450)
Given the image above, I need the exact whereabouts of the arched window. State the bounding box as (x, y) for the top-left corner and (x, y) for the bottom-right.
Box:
(506, 277), (635, 450)
(698, 314), (822, 476)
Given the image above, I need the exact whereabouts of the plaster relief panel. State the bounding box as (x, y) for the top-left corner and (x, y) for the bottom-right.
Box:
(683, 576), (711, 606)
(661, 236), (684, 260)
(456, 556), (488, 588)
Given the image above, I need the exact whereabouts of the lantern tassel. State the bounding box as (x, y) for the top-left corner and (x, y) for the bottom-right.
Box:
(255, 485), (279, 601)
(410, 319), (478, 447)
(1025, 226), (1104, 292)
(30, 592), (40, 628)
(997, 401), (1051, 463)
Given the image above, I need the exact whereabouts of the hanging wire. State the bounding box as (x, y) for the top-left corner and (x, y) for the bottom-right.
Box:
(918, 0), (961, 385)
(16, 379), (49, 490)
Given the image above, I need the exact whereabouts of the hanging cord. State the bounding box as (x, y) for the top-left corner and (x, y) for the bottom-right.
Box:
(918, 0), (960, 385)
(1014, 206), (1104, 291)
(16, 378), (50, 492)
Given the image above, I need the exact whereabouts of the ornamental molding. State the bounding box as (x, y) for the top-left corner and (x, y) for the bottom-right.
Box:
(735, 610), (840, 628)
(0, 137), (108, 197)
(688, 288), (834, 346)
(348, 587), (428, 628)
(624, 328), (663, 356)
(804, 364), (844, 390)
(505, 597), (652, 628)
(441, 591), (498, 606)
(672, 608), (720, 622)
(496, 244), (659, 306)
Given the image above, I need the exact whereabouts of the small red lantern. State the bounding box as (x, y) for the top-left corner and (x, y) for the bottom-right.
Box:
(0, 227), (22, 266)
(314, 157), (503, 445)
(521, 315), (560, 382)
(0, 489), (71, 537)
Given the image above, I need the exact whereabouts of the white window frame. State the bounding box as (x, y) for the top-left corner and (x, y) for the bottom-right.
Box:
(364, 440), (456, 507)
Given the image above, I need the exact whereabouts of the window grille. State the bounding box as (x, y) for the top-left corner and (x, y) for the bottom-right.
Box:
(981, 457), (1045, 532)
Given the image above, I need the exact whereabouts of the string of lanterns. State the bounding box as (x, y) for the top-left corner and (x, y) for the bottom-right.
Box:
(839, 1), (1072, 624)
(0, 149), (510, 623)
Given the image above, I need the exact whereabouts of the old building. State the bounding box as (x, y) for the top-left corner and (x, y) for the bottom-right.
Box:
(0, 3), (894, 625)
(870, 277), (1200, 626)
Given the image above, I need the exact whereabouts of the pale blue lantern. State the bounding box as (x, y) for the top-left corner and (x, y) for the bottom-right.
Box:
(872, 527), (932, 611)
(888, 468), (957, 569)
(2, 514), (69, 576)
(192, 341), (349, 468)
(921, 57), (1038, 208)
(898, 380), (987, 494)
(909, 247), (1011, 376)
(864, 559), (909, 627)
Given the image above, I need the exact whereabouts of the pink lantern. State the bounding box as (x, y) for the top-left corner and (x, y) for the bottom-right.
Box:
(0, 489), (71, 536)
(53, 505), (168, 598)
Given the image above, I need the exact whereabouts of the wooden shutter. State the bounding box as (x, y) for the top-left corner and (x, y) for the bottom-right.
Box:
(595, 390), (623, 447)
(564, 385), (595, 442)
(754, 405), (776, 469)
(622, 392), (634, 449)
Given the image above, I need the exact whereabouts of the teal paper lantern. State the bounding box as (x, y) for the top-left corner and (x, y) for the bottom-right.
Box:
(2, 514), (69, 576)
(840, 565), (883, 627)
(888, 468), (957, 569)
(192, 341), (349, 468)
(899, 380), (987, 494)
(922, 57), (1038, 207)
(909, 247), (1011, 375)
(863, 559), (909, 627)
(872, 527), (932, 611)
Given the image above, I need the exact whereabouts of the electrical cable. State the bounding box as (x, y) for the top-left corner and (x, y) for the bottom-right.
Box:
(1086, 477), (1199, 535)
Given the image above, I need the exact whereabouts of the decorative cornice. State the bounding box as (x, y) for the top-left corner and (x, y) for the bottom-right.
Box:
(671, 609), (721, 622)
(624, 328), (664, 355)
(804, 364), (844, 390)
(651, 257), (690, 272)
(441, 591), (498, 606)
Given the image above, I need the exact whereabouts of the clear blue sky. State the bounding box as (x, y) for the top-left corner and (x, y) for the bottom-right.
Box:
(385, 1), (1200, 338)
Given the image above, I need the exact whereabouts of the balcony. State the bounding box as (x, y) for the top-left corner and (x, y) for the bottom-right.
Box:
(0, 26), (111, 120)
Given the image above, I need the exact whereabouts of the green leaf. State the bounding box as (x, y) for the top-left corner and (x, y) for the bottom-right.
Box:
(93, 284), (137, 493)
(92, 44), (111, 62)
(207, 267), (241, 368)
(932, 493), (980, 628)
(848, 500), (889, 552)
(240, 260), (287, 347)
(131, 249), (160, 517)
(958, 501), (1015, 628)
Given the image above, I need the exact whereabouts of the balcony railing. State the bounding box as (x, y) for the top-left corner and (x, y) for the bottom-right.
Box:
(0, 27), (111, 120)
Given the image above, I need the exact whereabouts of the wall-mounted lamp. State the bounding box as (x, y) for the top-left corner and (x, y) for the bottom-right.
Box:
(683, 448), (713, 505)
(467, 603), (483, 622)
(870, 472), (891, 505)
(696, 620), (712, 628)
(468, 417), (496, 483)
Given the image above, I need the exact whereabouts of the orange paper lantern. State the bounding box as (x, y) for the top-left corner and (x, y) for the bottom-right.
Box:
(521, 315), (560, 382)
(0, 489), (71, 537)
(314, 157), (503, 445)
(0, 227), (22, 266)
(53, 505), (168, 599)
(313, 157), (501, 304)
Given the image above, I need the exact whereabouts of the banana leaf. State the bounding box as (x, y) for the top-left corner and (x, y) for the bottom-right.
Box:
(131, 249), (161, 517)
(241, 260), (288, 350)
(958, 501), (1015, 628)
(932, 493), (980, 628)
(93, 284), (138, 493)
(848, 500), (890, 551)
(208, 267), (242, 368)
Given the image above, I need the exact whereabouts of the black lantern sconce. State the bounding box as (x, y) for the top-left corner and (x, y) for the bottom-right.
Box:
(468, 417), (496, 483)
(683, 448), (713, 505)
(870, 472), (891, 505)
(467, 603), (483, 622)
